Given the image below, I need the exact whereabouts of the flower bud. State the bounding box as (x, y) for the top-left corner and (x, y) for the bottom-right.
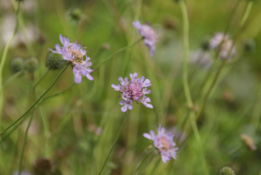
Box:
(243, 39), (256, 52)
(219, 167), (236, 175)
(10, 57), (24, 73)
(24, 57), (38, 73)
(67, 8), (84, 23)
(46, 52), (67, 70)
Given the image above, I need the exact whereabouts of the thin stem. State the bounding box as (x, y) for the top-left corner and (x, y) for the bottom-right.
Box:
(18, 113), (33, 175)
(179, 1), (209, 174)
(134, 147), (155, 175)
(98, 112), (127, 175)
(0, 1), (20, 130)
(3, 71), (24, 86)
(33, 69), (50, 94)
(0, 65), (68, 137)
(196, 0), (253, 120)
(94, 38), (142, 69)
(179, 0), (193, 108)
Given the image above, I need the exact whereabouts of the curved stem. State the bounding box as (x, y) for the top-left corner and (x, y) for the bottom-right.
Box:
(98, 112), (127, 175)
(94, 38), (142, 69)
(0, 1), (21, 131)
(180, 0), (193, 108)
(0, 65), (68, 137)
(179, 1), (209, 174)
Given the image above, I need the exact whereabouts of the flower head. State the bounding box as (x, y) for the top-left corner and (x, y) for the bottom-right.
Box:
(143, 125), (178, 163)
(209, 33), (236, 59)
(111, 73), (153, 112)
(50, 34), (93, 84)
(133, 20), (157, 56)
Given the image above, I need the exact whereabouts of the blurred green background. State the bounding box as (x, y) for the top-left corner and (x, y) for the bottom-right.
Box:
(0, 0), (261, 174)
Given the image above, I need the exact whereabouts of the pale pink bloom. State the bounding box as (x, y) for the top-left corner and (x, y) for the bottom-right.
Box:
(112, 73), (153, 112)
(143, 125), (178, 163)
(209, 33), (236, 59)
(133, 20), (157, 56)
(50, 34), (93, 83)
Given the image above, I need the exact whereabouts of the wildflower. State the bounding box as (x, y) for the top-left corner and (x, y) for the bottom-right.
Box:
(191, 49), (213, 69)
(209, 33), (236, 59)
(111, 73), (153, 112)
(143, 125), (178, 163)
(133, 20), (157, 56)
(50, 34), (93, 84)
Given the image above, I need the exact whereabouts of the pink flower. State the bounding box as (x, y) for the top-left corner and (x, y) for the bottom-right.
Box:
(50, 34), (93, 84)
(111, 73), (153, 112)
(133, 20), (157, 56)
(143, 125), (178, 163)
(209, 33), (236, 59)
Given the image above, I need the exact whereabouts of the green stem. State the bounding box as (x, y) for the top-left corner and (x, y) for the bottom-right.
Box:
(33, 69), (50, 94)
(18, 113), (33, 175)
(3, 71), (24, 86)
(0, 1), (20, 130)
(94, 38), (142, 69)
(196, 1), (253, 120)
(0, 65), (68, 137)
(179, 1), (209, 174)
(179, 0), (193, 108)
(134, 147), (155, 174)
(98, 112), (127, 175)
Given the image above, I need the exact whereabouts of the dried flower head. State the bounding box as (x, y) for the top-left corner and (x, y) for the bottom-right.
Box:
(209, 33), (236, 59)
(133, 20), (157, 56)
(50, 34), (93, 84)
(111, 73), (153, 112)
(143, 125), (178, 163)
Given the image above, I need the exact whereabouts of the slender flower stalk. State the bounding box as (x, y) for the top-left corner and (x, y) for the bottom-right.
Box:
(0, 1), (21, 134)
(0, 65), (69, 137)
(94, 38), (142, 69)
(196, 0), (253, 120)
(18, 113), (33, 175)
(179, 0), (209, 174)
(98, 112), (127, 175)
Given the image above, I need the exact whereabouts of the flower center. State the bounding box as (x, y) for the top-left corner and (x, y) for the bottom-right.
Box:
(71, 50), (83, 64)
(125, 81), (143, 101)
(159, 137), (170, 151)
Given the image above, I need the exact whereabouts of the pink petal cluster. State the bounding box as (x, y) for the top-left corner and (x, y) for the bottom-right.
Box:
(50, 34), (93, 84)
(111, 73), (153, 112)
(209, 33), (236, 59)
(133, 20), (157, 56)
(143, 125), (178, 163)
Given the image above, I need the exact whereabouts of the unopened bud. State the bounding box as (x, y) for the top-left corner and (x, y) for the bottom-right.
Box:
(46, 52), (67, 70)
(219, 167), (236, 175)
(11, 57), (24, 73)
(24, 57), (38, 73)
(243, 39), (256, 52)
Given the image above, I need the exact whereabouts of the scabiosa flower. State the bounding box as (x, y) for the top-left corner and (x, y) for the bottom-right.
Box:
(50, 34), (93, 84)
(111, 73), (153, 112)
(133, 20), (157, 56)
(143, 125), (178, 163)
(209, 33), (236, 59)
